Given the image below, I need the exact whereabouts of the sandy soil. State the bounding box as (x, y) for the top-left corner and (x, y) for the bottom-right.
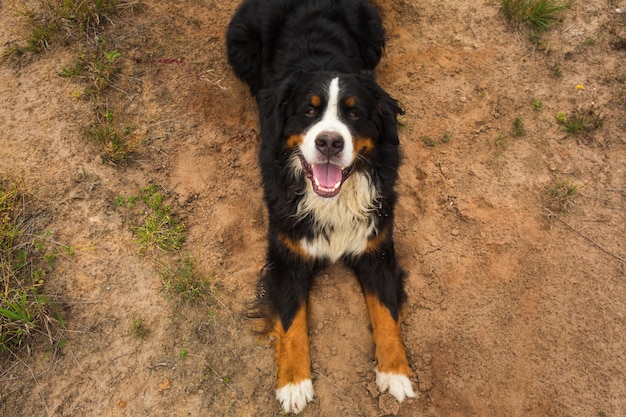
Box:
(1, 0), (625, 416)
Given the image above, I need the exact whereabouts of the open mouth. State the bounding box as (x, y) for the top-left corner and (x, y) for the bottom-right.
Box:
(298, 154), (354, 198)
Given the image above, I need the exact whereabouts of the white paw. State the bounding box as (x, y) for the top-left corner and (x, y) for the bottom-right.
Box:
(276, 379), (314, 414)
(375, 371), (416, 402)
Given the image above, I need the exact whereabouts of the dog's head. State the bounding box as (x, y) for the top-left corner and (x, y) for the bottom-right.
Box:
(260, 71), (403, 199)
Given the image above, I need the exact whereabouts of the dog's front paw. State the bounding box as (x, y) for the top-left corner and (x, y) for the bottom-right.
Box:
(276, 379), (314, 414)
(375, 370), (416, 403)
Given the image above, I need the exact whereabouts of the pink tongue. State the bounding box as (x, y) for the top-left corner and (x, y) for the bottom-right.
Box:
(312, 163), (342, 188)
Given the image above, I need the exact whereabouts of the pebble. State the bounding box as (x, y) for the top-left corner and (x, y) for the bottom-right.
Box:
(365, 381), (379, 397)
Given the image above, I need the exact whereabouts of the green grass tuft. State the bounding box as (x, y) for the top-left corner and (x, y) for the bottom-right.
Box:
(2, 0), (140, 58)
(132, 318), (148, 339)
(556, 108), (604, 136)
(60, 38), (122, 98)
(161, 255), (216, 306)
(512, 116), (526, 137)
(547, 178), (579, 212)
(127, 185), (186, 252)
(86, 106), (142, 162)
(501, 0), (573, 41)
(0, 179), (59, 354)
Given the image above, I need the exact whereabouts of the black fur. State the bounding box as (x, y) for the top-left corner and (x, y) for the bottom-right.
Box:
(227, 0), (406, 332)
(227, 0), (385, 96)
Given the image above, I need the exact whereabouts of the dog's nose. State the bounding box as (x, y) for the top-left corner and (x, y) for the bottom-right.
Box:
(315, 132), (344, 157)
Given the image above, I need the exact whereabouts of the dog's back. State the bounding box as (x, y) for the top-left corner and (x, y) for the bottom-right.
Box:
(226, 0), (386, 95)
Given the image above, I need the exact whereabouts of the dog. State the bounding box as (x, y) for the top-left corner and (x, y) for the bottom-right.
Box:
(226, 0), (415, 413)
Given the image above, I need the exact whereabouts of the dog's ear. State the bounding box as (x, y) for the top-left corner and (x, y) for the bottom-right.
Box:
(258, 73), (301, 144)
(359, 70), (404, 146)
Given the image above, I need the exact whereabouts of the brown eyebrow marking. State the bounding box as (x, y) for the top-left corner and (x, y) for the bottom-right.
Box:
(345, 97), (357, 107)
(310, 95), (321, 107)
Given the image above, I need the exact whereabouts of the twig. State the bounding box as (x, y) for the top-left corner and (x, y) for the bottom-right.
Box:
(314, 370), (347, 395)
(208, 291), (236, 324)
(0, 360), (21, 382)
(150, 362), (171, 369)
(69, 349), (85, 374)
(3, 353), (53, 417)
(141, 58), (229, 90)
(546, 208), (626, 263)
(188, 354), (237, 393)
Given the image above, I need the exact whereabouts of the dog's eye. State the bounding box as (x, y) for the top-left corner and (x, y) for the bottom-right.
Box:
(306, 107), (318, 117)
(348, 110), (359, 120)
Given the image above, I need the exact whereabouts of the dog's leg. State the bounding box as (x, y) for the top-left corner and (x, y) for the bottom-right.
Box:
(273, 302), (313, 414)
(348, 242), (416, 403)
(364, 292), (415, 402)
(258, 235), (316, 414)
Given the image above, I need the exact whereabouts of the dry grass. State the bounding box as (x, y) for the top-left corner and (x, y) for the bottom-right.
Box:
(0, 179), (59, 354)
(3, 0), (140, 58)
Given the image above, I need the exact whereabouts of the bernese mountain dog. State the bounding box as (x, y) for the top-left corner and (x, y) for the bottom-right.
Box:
(226, 0), (415, 413)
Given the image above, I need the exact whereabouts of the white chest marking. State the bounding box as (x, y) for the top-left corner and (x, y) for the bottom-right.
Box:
(290, 155), (380, 262)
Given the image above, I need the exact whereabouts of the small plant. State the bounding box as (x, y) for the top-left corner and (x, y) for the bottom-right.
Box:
(494, 131), (509, 149)
(512, 116), (526, 137)
(179, 349), (188, 359)
(66, 44), (122, 98)
(532, 98), (543, 110)
(116, 195), (137, 209)
(132, 318), (148, 339)
(420, 136), (437, 147)
(501, 0), (573, 41)
(60, 57), (86, 79)
(421, 133), (451, 147)
(86, 106), (142, 162)
(552, 62), (563, 78)
(133, 185), (186, 252)
(547, 178), (580, 212)
(162, 255), (216, 305)
(557, 108), (604, 136)
(489, 131), (511, 165)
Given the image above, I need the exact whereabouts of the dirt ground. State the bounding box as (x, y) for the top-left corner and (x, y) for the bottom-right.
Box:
(1, 0), (625, 416)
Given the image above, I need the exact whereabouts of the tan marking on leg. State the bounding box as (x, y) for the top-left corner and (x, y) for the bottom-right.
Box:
(345, 96), (357, 108)
(365, 293), (411, 376)
(272, 305), (312, 388)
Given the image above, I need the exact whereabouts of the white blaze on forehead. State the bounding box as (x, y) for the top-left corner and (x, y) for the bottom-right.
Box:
(300, 77), (354, 167)
(325, 77), (340, 122)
